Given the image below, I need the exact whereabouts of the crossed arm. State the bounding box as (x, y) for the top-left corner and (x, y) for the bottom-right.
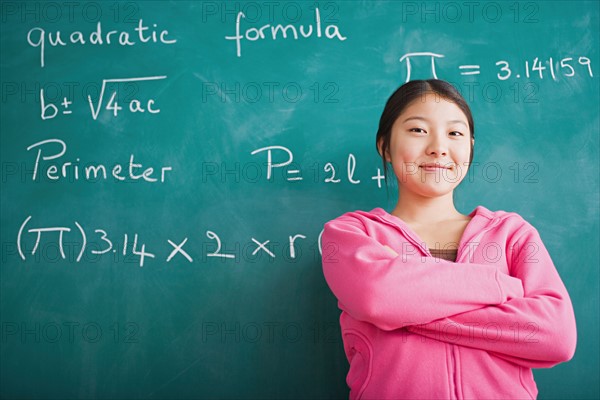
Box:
(321, 216), (576, 367)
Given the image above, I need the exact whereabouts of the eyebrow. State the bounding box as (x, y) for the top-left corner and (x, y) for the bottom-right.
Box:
(402, 116), (468, 128)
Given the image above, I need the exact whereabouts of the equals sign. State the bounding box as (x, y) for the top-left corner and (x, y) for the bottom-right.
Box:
(459, 65), (481, 75)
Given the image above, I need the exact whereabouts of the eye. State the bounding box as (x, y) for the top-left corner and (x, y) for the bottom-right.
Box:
(409, 128), (427, 134)
(449, 131), (464, 136)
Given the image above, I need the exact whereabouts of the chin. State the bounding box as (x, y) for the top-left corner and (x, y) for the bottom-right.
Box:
(420, 189), (454, 198)
(415, 184), (457, 198)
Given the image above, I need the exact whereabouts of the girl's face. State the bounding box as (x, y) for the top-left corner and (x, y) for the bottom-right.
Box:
(383, 93), (474, 198)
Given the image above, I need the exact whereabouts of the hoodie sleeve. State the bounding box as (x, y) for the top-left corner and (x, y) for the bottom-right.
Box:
(321, 214), (525, 331)
(406, 226), (577, 368)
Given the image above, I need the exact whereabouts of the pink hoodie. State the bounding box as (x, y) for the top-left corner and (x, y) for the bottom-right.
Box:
(321, 205), (577, 399)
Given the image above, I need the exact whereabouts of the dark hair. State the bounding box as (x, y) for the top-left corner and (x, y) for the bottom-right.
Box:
(375, 79), (475, 184)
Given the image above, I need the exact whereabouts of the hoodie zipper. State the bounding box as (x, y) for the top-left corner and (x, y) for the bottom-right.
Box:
(450, 344), (459, 399)
(453, 217), (501, 400)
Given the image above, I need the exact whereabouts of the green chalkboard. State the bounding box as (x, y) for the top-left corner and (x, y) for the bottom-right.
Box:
(1, 1), (598, 398)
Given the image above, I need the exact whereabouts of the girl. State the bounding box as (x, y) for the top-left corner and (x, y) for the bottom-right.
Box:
(321, 79), (577, 399)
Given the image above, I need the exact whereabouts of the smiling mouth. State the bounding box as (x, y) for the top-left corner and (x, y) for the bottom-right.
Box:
(420, 165), (451, 172)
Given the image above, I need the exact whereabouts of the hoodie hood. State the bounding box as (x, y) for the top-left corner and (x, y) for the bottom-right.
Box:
(346, 205), (506, 261)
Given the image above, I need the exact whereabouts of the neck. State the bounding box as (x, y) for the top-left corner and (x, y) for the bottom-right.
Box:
(391, 188), (463, 225)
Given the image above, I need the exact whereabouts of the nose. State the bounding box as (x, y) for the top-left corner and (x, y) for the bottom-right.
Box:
(426, 133), (448, 157)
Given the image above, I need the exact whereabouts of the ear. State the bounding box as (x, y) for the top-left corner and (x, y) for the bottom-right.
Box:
(377, 138), (391, 162)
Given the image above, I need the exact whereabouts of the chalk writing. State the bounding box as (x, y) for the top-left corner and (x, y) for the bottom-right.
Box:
(399, 52), (594, 82)
(17, 216), (326, 267)
(26, 138), (172, 183)
(27, 19), (177, 68)
(225, 7), (347, 57)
